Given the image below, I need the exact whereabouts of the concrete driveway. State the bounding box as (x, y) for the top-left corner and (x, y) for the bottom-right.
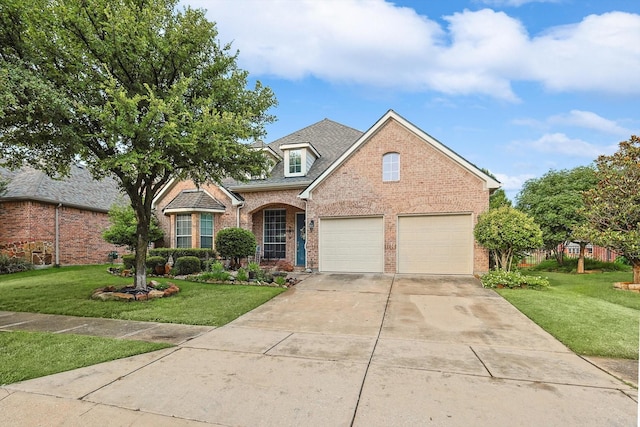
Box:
(1, 274), (637, 426)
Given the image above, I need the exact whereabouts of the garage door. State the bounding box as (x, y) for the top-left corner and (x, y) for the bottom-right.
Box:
(319, 217), (384, 273)
(397, 214), (473, 274)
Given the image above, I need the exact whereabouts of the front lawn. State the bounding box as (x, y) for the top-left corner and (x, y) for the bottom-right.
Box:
(497, 271), (640, 359)
(0, 265), (286, 326)
(0, 330), (171, 385)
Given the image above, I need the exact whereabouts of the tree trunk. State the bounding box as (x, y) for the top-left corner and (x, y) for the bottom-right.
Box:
(132, 200), (152, 291)
(554, 244), (565, 265)
(577, 242), (586, 274)
(633, 261), (640, 285)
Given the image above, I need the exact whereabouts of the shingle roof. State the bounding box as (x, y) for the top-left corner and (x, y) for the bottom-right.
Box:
(164, 190), (226, 212)
(224, 118), (363, 190)
(0, 164), (126, 212)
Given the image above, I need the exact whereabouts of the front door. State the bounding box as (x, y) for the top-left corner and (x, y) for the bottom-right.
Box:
(296, 213), (306, 266)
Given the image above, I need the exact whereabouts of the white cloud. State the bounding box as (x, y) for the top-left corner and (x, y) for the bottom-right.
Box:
(519, 133), (617, 158)
(548, 110), (633, 136)
(185, 1), (640, 100)
(478, 0), (560, 6)
(493, 172), (536, 190)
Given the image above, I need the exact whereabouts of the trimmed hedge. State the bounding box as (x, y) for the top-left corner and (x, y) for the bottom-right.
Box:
(174, 256), (202, 275)
(148, 248), (217, 263)
(146, 256), (166, 270)
(122, 254), (136, 270)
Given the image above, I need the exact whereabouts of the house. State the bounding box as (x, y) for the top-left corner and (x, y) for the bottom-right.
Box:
(0, 164), (125, 265)
(154, 110), (500, 275)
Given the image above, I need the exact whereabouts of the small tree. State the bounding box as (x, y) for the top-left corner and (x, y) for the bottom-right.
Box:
(489, 188), (512, 210)
(474, 206), (543, 271)
(516, 167), (597, 265)
(215, 228), (256, 268)
(581, 135), (640, 284)
(102, 205), (164, 251)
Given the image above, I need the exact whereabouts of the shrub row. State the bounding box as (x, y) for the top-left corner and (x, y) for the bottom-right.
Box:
(121, 253), (205, 275)
(480, 269), (550, 289)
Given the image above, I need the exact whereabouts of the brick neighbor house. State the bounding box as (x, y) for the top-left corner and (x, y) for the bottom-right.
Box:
(153, 110), (501, 274)
(0, 164), (126, 265)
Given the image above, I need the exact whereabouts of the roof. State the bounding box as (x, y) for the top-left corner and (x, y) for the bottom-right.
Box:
(224, 119), (363, 191)
(163, 190), (226, 213)
(0, 164), (126, 212)
(299, 110), (501, 199)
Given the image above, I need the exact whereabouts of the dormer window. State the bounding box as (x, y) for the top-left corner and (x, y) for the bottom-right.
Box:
(288, 150), (302, 174)
(281, 142), (320, 177)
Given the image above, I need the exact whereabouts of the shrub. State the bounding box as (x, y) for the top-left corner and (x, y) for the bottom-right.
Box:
(148, 248), (217, 263)
(480, 269), (550, 289)
(236, 267), (249, 282)
(0, 255), (34, 274)
(527, 257), (629, 273)
(122, 254), (136, 270)
(274, 276), (286, 286)
(215, 228), (256, 267)
(145, 256), (166, 271)
(174, 256), (202, 275)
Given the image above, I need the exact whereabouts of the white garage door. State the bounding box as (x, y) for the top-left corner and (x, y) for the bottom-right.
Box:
(397, 214), (473, 274)
(319, 217), (384, 273)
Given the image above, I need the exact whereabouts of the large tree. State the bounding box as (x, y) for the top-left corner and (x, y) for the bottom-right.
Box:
(516, 167), (597, 265)
(0, 0), (276, 289)
(474, 206), (543, 272)
(580, 136), (640, 284)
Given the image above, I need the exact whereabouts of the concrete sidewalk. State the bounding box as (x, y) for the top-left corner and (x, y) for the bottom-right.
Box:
(1, 274), (637, 426)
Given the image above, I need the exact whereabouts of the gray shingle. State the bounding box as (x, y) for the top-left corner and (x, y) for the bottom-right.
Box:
(164, 190), (226, 211)
(225, 119), (363, 190)
(0, 164), (126, 212)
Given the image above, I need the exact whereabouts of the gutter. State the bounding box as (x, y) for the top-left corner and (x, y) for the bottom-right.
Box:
(55, 203), (62, 266)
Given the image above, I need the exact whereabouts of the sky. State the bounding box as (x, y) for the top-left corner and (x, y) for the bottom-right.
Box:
(182, 0), (640, 200)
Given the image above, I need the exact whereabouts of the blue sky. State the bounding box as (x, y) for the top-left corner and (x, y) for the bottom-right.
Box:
(184, 0), (640, 199)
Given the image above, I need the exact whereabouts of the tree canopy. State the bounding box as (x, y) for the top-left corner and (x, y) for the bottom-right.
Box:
(474, 206), (543, 272)
(0, 0), (277, 289)
(516, 166), (597, 264)
(580, 136), (640, 283)
(489, 188), (512, 210)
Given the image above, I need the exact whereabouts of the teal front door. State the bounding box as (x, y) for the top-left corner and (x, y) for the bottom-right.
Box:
(296, 213), (306, 266)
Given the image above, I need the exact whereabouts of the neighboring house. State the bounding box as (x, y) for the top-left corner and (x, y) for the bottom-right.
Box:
(154, 110), (500, 275)
(0, 164), (125, 265)
(564, 242), (618, 263)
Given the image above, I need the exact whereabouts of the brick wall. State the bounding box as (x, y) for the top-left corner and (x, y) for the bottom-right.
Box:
(0, 200), (123, 265)
(305, 119), (490, 274)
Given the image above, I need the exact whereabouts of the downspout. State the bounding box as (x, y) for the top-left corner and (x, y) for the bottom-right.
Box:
(304, 199), (308, 270)
(55, 203), (62, 266)
(236, 202), (245, 228)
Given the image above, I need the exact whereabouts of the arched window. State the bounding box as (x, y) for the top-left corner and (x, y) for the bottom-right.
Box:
(383, 152), (400, 182)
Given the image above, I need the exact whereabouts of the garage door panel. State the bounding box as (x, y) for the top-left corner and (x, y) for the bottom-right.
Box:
(398, 215), (473, 274)
(319, 217), (383, 273)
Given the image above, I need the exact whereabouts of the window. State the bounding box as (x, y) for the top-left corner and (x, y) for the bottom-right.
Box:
(383, 152), (400, 182)
(176, 214), (192, 248)
(200, 213), (213, 249)
(289, 150), (302, 174)
(264, 209), (286, 259)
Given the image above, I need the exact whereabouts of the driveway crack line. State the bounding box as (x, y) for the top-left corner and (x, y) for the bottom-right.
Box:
(469, 345), (494, 377)
(349, 274), (395, 427)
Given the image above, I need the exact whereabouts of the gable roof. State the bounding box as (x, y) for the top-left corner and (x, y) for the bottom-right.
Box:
(224, 118), (363, 191)
(0, 164), (126, 212)
(163, 190), (226, 213)
(299, 110), (501, 199)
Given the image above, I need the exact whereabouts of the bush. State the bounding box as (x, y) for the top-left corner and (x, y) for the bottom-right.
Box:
(174, 256), (202, 275)
(215, 228), (256, 266)
(145, 256), (166, 271)
(148, 248), (217, 263)
(274, 276), (286, 286)
(122, 254), (136, 270)
(480, 269), (550, 289)
(0, 255), (34, 274)
(236, 267), (249, 282)
(198, 261), (231, 281)
(527, 257), (629, 273)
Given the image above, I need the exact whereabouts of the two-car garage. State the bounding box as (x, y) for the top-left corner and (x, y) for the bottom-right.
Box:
(318, 214), (474, 275)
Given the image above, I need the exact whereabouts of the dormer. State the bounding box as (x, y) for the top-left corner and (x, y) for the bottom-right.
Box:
(250, 145), (282, 180)
(280, 142), (321, 177)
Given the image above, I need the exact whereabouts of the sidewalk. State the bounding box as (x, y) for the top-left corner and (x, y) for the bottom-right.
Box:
(0, 311), (214, 345)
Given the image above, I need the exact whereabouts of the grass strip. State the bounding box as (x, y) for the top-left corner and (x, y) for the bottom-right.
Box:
(498, 271), (639, 359)
(0, 330), (171, 385)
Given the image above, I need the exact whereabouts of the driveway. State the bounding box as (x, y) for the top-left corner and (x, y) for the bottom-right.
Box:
(1, 274), (637, 426)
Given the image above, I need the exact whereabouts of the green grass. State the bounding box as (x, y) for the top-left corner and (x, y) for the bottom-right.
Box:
(0, 330), (171, 385)
(0, 265), (286, 326)
(498, 271), (640, 359)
